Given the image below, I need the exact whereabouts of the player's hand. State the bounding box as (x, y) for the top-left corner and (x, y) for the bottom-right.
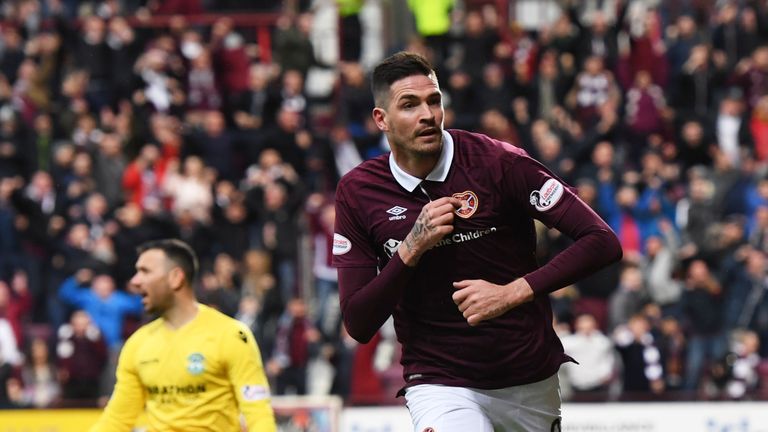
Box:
(398, 196), (462, 266)
(452, 278), (534, 326)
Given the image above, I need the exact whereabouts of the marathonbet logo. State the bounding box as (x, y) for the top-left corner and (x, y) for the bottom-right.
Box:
(386, 205), (407, 221)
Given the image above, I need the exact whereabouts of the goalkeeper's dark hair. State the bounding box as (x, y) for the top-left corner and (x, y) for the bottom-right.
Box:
(137, 239), (198, 285)
(371, 51), (435, 107)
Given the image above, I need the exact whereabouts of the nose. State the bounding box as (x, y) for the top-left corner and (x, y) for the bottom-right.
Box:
(419, 102), (436, 123)
(129, 273), (142, 291)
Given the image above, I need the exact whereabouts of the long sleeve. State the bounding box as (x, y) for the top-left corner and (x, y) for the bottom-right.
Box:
(333, 176), (417, 343)
(502, 152), (623, 295)
(337, 252), (415, 343)
(225, 322), (276, 432)
(58, 276), (89, 307)
(89, 334), (145, 432)
(524, 198), (623, 295)
(116, 291), (144, 316)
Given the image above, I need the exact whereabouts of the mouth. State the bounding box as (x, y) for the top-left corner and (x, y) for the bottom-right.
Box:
(417, 128), (440, 138)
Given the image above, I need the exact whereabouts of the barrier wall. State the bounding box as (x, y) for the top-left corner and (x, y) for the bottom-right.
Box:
(340, 402), (768, 432)
(1, 400), (767, 431)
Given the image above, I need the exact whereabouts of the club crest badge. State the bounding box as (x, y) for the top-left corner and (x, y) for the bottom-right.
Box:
(187, 353), (205, 376)
(452, 190), (478, 219)
(383, 238), (402, 258)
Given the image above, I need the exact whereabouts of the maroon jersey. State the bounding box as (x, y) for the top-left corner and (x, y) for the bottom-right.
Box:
(333, 129), (621, 390)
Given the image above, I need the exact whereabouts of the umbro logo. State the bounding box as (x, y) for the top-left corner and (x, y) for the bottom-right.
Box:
(386, 206), (407, 221)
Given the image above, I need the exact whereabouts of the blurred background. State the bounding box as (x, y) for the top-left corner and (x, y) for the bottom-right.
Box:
(0, 0), (767, 430)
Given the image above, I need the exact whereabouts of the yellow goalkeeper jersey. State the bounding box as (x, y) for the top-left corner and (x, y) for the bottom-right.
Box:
(90, 303), (276, 432)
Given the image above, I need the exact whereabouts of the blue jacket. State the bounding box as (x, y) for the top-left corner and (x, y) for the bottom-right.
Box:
(58, 276), (143, 349)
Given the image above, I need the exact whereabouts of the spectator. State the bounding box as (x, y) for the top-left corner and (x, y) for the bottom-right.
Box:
(56, 310), (108, 403)
(73, 16), (111, 110)
(0, 26), (25, 84)
(681, 259), (726, 391)
(566, 55), (622, 129)
(337, 62), (375, 137)
(327, 124), (363, 182)
(723, 329), (762, 399)
(106, 16), (142, 105)
(162, 155), (214, 223)
(122, 144), (169, 215)
(306, 193), (339, 339)
(187, 110), (241, 182)
(665, 14), (703, 81)
(561, 314), (617, 396)
(613, 314), (665, 396)
(57, 269), (142, 350)
(406, 0), (455, 69)
(672, 44), (727, 121)
(455, 10), (500, 84)
(732, 42), (768, 112)
(233, 63), (275, 132)
(657, 316), (687, 391)
(623, 70), (668, 165)
(714, 88), (750, 169)
(609, 265), (649, 331)
(641, 227), (683, 317)
(336, 0), (364, 62)
(20, 337), (61, 408)
(0, 313), (22, 368)
(678, 169), (719, 256)
(476, 63), (514, 117)
(750, 95), (768, 162)
(0, 271), (32, 345)
(268, 297), (321, 395)
(185, 47), (222, 114)
(209, 17), (250, 110)
(530, 51), (572, 123)
(212, 192), (251, 261)
(272, 13), (316, 78)
(198, 253), (241, 317)
(0, 348), (18, 408)
(93, 133), (127, 209)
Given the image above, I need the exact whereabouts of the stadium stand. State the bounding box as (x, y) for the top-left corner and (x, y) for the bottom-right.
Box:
(0, 0), (767, 412)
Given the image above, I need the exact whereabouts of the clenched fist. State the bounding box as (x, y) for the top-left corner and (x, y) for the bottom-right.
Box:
(398, 196), (462, 266)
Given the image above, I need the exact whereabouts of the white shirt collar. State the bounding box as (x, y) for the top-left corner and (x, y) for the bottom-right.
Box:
(389, 130), (454, 192)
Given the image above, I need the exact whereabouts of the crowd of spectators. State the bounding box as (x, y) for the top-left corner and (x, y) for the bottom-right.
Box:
(0, 0), (767, 410)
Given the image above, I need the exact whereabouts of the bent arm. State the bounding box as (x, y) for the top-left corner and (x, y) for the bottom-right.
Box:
(524, 200), (623, 295)
(334, 181), (458, 343)
(338, 252), (415, 343)
(58, 276), (89, 306)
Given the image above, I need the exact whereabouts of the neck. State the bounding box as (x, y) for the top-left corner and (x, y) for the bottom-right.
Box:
(393, 153), (439, 179)
(163, 294), (199, 329)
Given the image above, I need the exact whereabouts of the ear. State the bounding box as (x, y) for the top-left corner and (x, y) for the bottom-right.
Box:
(372, 107), (388, 132)
(168, 267), (185, 291)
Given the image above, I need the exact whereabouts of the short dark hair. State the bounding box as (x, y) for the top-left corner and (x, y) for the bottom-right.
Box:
(137, 239), (198, 285)
(371, 51), (435, 107)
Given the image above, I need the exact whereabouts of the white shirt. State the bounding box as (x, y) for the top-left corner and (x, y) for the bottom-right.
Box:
(561, 330), (615, 390)
(0, 318), (22, 366)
